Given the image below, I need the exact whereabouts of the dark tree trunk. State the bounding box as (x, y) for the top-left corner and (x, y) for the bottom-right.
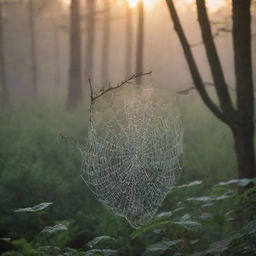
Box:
(84, 0), (95, 81)
(232, 0), (255, 179)
(28, 0), (38, 99)
(53, 24), (60, 91)
(232, 126), (255, 179)
(135, 1), (144, 84)
(0, 3), (9, 108)
(67, 0), (82, 109)
(101, 0), (111, 84)
(166, 0), (255, 183)
(125, 1), (132, 78)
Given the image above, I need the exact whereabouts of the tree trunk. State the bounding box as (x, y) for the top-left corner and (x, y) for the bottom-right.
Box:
(232, 126), (255, 180)
(53, 24), (60, 92)
(166, 0), (255, 183)
(125, 1), (132, 78)
(28, 0), (38, 99)
(232, 0), (255, 179)
(84, 0), (95, 81)
(101, 0), (111, 84)
(135, 1), (144, 84)
(67, 0), (82, 109)
(0, 2), (9, 108)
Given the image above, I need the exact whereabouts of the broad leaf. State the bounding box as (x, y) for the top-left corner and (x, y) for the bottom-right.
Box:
(155, 211), (173, 219)
(177, 180), (202, 189)
(131, 220), (201, 239)
(187, 194), (232, 202)
(14, 202), (53, 213)
(243, 220), (256, 235)
(41, 224), (68, 233)
(85, 249), (118, 256)
(215, 178), (254, 187)
(87, 236), (116, 248)
(190, 234), (241, 256)
(144, 240), (181, 255)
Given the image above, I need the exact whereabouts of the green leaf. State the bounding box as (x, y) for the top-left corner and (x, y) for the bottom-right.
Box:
(87, 236), (116, 249)
(187, 194), (232, 202)
(131, 221), (171, 239)
(190, 234), (241, 256)
(173, 221), (201, 230)
(243, 220), (256, 235)
(177, 180), (202, 189)
(143, 240), (181, 256)
(131, 220), (201, 239)
(41, 224), (68, 233)
(155, 211), (173, 219)
(14, 202), (53, 213)
(215, 178), (254, 187)
(85, 249), (118, 256)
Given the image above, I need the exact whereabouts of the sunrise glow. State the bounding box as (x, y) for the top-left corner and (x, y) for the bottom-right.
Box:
(127, 0), (226, 12)
(127, 0), (160, 10)
(183, 0), (226, 12)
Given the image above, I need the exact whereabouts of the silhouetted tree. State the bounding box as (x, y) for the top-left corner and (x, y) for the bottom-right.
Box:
(84, 0), (95, 81)
(53, 24), (60, 91)
(135, 0), (144, 84)
(101, 0), (111, 84)
(125, 0), (132, 78)
(28, 0), (38, 98)
(166, 0), (255, 182)
(67, 0), (82, 109)
(0, 1), (9, 108)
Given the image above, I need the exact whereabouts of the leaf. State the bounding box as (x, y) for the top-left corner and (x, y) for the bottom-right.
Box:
(199, 213), (212, 220)
(85, 249), (118, 256)
(177, 180), (202, 189)
(131, 220), (201, 239)
(179, 213), (191, 221)
(37, 246), (61, 255)
(172, 207), (186, 214)
(190, 234), (241, 256)
(215, 178), (253, 187)
(202, 203), (214, 208)
(87, 236), (116, 248)
(14, 202), (53, 213)
(173, 221), (201, 230)
(190, 239), (200, 245)
(0, 237), (11, 241)
(187, 194), (232, 202)
(243, 220), (256, 235)
(144, 240), (181, 256)
(131, 221), (170, 239)
(155, 211), (173, 219)
(41, 224), (68, 233)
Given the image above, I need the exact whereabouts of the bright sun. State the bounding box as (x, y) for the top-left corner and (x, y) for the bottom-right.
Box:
(127, 0), (226, 12)
(127, 0), (160, 10)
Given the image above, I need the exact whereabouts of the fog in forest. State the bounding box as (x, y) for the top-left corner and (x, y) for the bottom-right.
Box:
(1, 1), (256, 256)
(3, 0), (255, 102)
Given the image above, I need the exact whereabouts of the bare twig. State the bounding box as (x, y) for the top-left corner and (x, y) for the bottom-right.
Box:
(88, 71), (152, 106)
(88, 78), (94, 104)
(190, 26), (231, 48)
(177, 82), (215, 95)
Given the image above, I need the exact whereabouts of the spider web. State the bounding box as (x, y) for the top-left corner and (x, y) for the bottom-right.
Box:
(80, 85), (183, 228)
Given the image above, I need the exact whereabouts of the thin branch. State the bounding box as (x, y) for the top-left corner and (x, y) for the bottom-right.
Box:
(88, 78), (93, 103)
(166, 0), (227, 124)
(190, 27), (231, 48)
(177, 82), (214, 95)
(196, 0), (235, 119)
(88, 71), (152, 106)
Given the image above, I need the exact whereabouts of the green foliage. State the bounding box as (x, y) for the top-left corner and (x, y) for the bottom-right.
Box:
(0, 98), (256, 256)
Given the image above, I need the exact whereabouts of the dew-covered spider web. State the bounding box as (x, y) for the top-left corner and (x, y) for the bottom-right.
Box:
(80, 84), (183, 228)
